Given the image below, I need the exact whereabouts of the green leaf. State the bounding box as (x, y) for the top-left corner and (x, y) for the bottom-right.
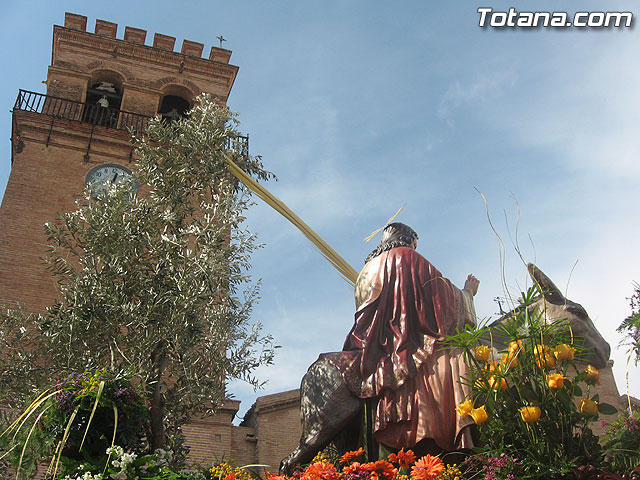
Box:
(79, 379), (105, 452)
(597, 403), (618, 415)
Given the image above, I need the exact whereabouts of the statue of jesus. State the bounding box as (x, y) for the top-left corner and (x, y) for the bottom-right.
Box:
(322, 222), (479, 452)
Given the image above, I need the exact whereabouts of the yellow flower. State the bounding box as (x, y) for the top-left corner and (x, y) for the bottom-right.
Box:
(584, 365), (600, 385)
(508, 340), (524, 353)
(553, 343), (576, 361)
(519, 406), (541, 423)
(501, 351), (519, 369)
(473, 345), (491, 362)
(534, 344), (556, 369)
(474, 379), (486, 390)
(470, 405), (488, 424)
(488, 375), (507, 392)
(456, 399), (473, 418)
(547, 373), (565, 390)
(579, 397), (598, 415)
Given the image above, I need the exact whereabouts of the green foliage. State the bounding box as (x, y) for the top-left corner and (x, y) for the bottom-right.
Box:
(445, 285), (617, 480)
(0, 306), (51, 409)
(43, 369), (148, 461)
(617, 282), (640, 366)
(0, 95), (277, 458)
(602, 408), (640, 473)
(57, 444), (210, 480)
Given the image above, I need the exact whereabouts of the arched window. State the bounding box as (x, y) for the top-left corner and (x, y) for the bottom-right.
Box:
(83, 71), (124, 127)
(158, 85), (194, 122)
(158, 95), (191, 122)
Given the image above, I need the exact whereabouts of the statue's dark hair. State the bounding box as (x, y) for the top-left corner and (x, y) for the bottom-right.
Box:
(365, 222), (419, 263)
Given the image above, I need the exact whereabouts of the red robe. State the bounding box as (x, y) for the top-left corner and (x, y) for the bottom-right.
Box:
(321, 247), (474, 450)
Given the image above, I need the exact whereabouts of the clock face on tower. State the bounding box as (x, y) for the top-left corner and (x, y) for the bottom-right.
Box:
(85, 163), (139, 197)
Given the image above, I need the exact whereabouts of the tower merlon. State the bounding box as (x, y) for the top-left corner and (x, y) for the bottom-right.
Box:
(124, 26), (147, 45)
(153, 33), (176, 51)
(64, 12), (87, 31)
(95, 19), (117, 38)
(182, 40), (205, 58)
(62, 12), (232, 63)
(209, 46), (232, 64)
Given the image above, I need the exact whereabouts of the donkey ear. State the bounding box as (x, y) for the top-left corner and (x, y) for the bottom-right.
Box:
(527, 263), (565, 303)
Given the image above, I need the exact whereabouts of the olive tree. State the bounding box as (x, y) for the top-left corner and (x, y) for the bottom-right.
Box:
(0, 96), (276, 452)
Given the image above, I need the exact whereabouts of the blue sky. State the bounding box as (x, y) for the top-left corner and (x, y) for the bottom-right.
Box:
(1, 1), (639, 420)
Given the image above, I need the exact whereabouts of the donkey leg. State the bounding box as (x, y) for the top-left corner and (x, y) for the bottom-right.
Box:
(280, 358), (360, 474)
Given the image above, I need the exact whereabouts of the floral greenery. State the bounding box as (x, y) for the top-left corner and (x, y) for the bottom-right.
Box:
(210, 460), (256, 480)
(617, 283), (640, 366)
(59, 444), (209, 480)
(444, 285), (618, 480)
(267, 449), (461, 480)
(43, 369), (148, 460)
(601, 408), (640, 474)
(0, 369), (148, 478)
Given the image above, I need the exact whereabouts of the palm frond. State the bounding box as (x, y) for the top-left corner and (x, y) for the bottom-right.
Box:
(225, 157), (358, 286)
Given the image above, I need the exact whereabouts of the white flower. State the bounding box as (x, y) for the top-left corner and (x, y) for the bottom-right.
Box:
(121, 451), (137, 466)
(106, 445), (124, 457)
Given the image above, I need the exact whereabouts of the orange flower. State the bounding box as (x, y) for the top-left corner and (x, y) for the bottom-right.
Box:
(302, 462), (339, 480)
(488, 375), (507, 392)
(470, 405), (489, 425)
(410, 455), (444, 480)
(534, 344), (556, 369)
(361, 460), (397, 479)
(266, 474), (287, 480)
(519, 406), (541, 423)
(456, 399), (473, 418)
(553, 343), (576, 361)
(473, 345), (491, 362)
(223, 474), (237, 480)
(509, 340), (524, 353)
(343, 462), (363, 475)
(501, 351), (519, 369)
(579, 397), (599, 416)
(547, 373), (565, 389)
(340, 447), (365, 464)
(388, 448), (416, 468)
(485, 360), (501, 373)
(584, 365), (600, 384)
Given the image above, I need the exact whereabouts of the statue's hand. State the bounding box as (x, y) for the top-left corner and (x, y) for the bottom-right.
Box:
(464, 274), (480, 296)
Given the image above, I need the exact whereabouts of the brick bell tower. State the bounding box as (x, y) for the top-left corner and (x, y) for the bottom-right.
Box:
(0, 12), (239, 313)
(0, 13), (271, 466)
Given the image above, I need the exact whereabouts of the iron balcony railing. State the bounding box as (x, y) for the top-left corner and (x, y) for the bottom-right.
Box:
(14, 89), (152, 132)
(13, 89), (249, 155)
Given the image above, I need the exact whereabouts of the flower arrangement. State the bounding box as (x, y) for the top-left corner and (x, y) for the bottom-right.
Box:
(42, 368), (148, 461)
(0, 368), (149, 479)
(60, 445), (207, 480)
(210, 460), (257, 480)
(269, 449), (463, 480)
(445, 285), (618, 479)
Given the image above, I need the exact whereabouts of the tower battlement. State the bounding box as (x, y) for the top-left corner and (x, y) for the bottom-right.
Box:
(63, 12), (232, 63)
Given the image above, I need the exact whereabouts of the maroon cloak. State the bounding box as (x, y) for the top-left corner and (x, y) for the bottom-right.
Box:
(321, 246), (474, 450)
